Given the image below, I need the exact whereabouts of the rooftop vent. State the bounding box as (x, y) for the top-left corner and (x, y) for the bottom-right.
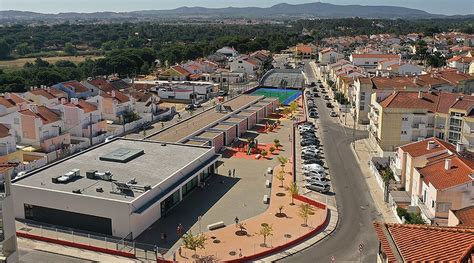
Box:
(444, 159), (452, 170)
(99, 148), (144, 163)
(52, 169), (80, 184)
(427, 140), (436, 150)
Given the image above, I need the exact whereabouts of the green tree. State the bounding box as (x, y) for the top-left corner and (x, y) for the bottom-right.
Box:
(276, 170), (285, 188)
(258, 224), (273, 246)
(381, 166), (395, 203)
(287, 182), (299, 205)
(16, 42), (31, 56)
(181, 230), (207, 257)
(0, 39), (11, 59)
(277, 156), (288, 167)
(298, 203), (314, 226)
(64, 42), (77, 56)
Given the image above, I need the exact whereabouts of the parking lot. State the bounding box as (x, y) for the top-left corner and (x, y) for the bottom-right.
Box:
(295, 83), (338, 208)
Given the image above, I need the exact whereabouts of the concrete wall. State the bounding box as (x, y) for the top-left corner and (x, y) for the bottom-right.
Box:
(247, 113), (257, 129)
(12, 185), (132, 238)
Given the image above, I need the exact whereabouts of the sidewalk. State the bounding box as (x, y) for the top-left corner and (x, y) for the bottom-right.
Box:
(350, 138), (399, 224)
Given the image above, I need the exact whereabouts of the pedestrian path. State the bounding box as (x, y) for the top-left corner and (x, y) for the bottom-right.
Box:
(350, 139), (400, 224)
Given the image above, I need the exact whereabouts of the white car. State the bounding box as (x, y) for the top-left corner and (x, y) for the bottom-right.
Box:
(302, 164), (324, 173)
(306, 177), (330, 184)
(304, 171), (327, 178)
(302, 145), (319, 151)
(306, 182), (330, 193)
(302, 149), (319, 155)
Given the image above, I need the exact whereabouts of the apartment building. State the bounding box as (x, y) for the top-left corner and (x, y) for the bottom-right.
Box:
(369, 91), (474, 154)
(23, 87), (66, 108)
(318, 48), (344, 65)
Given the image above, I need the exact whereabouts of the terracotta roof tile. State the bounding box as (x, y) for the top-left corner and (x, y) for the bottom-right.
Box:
(19, 106), (61, 125)
(372, 76), (419, 90)
(374, 222), (474, 262)
(64, 100), (97, 113)
(89, 79), (116, 92)
(172, 66), (191, 76)
(453, 206), (474, 227)
(399, 137), (455, 158)
(30, 89), (56, 100)
(419, 155), (473, 190)
(62, 81), (90, 93)
(0, 97), (16, 108)
(352, 53), (400, 59)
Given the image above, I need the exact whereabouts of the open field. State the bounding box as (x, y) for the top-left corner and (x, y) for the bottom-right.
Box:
(0, 55), (103, 70)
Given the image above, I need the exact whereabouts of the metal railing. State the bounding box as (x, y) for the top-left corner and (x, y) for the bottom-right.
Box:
(16, 221), (168, 260)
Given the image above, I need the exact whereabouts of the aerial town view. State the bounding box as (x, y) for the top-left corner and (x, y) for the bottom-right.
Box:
(0, 0), (473, 262)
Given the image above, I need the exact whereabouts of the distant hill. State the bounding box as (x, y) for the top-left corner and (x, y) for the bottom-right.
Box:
(1, 2), (466, 22)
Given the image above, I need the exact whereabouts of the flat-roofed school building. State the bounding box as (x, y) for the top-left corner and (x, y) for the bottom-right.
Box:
(12, 138), (218, 239)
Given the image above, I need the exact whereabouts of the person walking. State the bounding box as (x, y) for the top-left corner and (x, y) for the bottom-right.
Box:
(232, 168), (235, 177)
(178, 247), (182, 256)
(234, 216), (239, 226)
(228, 169), (231, 177)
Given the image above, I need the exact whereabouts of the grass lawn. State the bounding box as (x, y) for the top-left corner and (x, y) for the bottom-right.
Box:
(0, 55), (104, 71)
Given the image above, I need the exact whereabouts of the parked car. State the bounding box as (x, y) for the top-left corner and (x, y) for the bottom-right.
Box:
(302, 149), (319, 155)
(330, 111), (338, 117)
(303, 163), (324, 172)
(304, 171), (327, 179)
(326, 102), (333, 108)
(302, 146), (319, 151)
(306, 182), (330, 193)
(306, 177), (330, 184)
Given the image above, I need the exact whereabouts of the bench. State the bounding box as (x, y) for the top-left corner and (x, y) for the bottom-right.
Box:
(265, 180), (271, 188)
(207, 221), (225, 231)
(263, 195), (270, 204)
(255, 154), (261, 159)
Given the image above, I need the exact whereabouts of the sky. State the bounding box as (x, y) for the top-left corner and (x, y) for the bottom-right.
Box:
(0, 0), (473, 15)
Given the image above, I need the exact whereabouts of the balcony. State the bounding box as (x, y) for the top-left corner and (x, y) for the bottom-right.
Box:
(417, 197), (435, 222)
(436, 124), (445, 129)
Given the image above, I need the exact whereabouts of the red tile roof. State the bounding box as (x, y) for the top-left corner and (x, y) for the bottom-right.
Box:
(101, 90), (130, 104)
(453, 206), (474, 227)
(63, 81), (89, 93)
(19, 106), (61, 125)
(89, 79), (116, 93)
(171, 66), (191, 76)
(30, 89), (56, 100)
(374, 222), (474, 262)
(372, 76), (419, 90)
(0, 97), (16, 108)
(419, 155), (474, 190)
(379, 91), (473, 114)
(352, 53), (400, 59)
(0, 124), (11, 138)
(399, 137), (455, 158)
(64, 100), (97, 113)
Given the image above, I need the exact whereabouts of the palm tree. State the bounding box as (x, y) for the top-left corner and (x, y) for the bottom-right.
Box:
(258, 224), (273, 246)
(381, 166), (394, 203)
(287, 182), (299, 205)
(276, 170), (285, 187)
(274, 139), (281, 149)
(277, 156), (288, 167)
(261, 150), (268, 159)
(278, 205), (284, 215)
(269, 146), (276, 155)
(298, 203), (314, 226)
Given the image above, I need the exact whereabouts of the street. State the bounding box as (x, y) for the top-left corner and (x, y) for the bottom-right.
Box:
(279, 63), (379, 262)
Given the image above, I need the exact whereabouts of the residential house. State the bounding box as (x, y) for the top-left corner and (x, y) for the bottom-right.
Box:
(61, 99), (107, 140)
(447, 206), (474, 227)
(0, 93), (29, 124)
(127, 91), (160, 118)
(82, 78), (117, 96)
(350, 53), (400, 69)
(369, 91), (474, 154)
(53, 81), (92, 99)
(447, 55), (473, 73)
(93, 90), (132, 124)
(158, 66), (191, 81)
(229, 56), (259, 76)
(155, 82), (214, 102)
(0, 124), (17, 160)
(294, 44), (315, 60)
(415, 155), (473, 224)
(318, 48), (344, 65)
(385, 63), (423, 76)
(23, 87), (64, 108)
(12, 105), (70, 153)
(216, 46), (238, 57)
(373, 222), (474, 262)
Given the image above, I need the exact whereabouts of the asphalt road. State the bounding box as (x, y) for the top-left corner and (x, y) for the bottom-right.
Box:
(279, 64), (379, 262)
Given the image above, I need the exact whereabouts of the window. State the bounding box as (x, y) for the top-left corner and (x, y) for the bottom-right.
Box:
(360, 92), (366, 100)
(401, 131), (407, 135)
(431, 200), (435, 208)
(436, 202), (451, 213)
(402, 117), (408, 121)
(365, 61), (369, 65)
(359, 105), (365, 111)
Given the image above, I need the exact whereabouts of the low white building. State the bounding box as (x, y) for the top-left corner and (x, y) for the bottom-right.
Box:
(11, 138), (218, 239)
(350, 53), (401, 68)
(229, 56), (259, 76)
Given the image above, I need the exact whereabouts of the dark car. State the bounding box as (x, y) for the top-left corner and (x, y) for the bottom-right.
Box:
(185, 104), (195, 110)
(326, 102), (333, 108)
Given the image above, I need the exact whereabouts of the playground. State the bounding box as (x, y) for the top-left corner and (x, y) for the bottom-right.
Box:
(250, 88), (302, 105)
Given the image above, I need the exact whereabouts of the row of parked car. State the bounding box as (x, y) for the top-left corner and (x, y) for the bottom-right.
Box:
(298, 119), (330, 194)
